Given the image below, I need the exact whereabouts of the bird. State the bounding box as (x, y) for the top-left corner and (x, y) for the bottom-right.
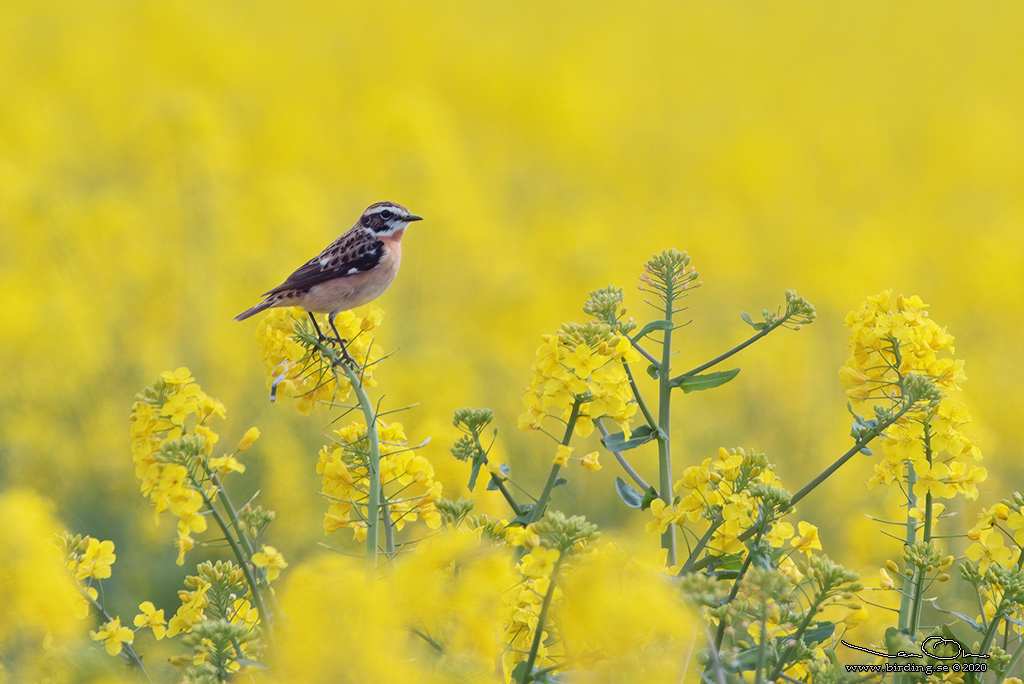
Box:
(235, 201), (423, 361)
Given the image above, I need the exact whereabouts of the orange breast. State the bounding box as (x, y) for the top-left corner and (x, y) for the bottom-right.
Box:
(302, 237), (402, 313)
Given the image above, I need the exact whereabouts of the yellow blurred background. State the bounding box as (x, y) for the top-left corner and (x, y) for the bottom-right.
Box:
(2, 0), (1023, 644)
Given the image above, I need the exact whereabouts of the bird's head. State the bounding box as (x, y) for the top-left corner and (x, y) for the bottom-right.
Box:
(360, 202), (423, 236)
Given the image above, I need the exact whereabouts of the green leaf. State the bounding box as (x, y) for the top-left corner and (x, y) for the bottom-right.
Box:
(553, 476), (568, 488)
(672, 368), (741, 393)
(510, 661), (530, 683)
(467, 459), (484, 490)
(802, 621), (836, 647)
(730, 646), (763, 673)
(740, 311), (766, 330)
(615, 476), (644, 508)
(883, 626), (902, 655)
(647, 363), (660, 379)
(601, 425), (656, 452)
(640, 486), (659, 510)
(746, 544), (772, 571)
(631, 319), (673, 342)
(930, 599), (983, 632)
(508, 504), (535, 526)
(946, 611), (983, 632)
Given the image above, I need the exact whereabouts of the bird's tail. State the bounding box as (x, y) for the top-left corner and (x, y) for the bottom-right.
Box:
(234, 299), (274, 321)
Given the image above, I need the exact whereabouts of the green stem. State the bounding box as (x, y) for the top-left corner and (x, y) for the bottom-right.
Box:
(922, 423), (934, 542)
(528, 400), (582, 525)
(658, 274), (677, 567)
(711, 521), (765, 650)
(909, 425), (935, 636)
(900, 461), (920, 637)
(769, 593), (827, 682)
(337, 359), (383, 580)
(475, 430), (525, 517)
(488, 471), (525, 517)
(681, 515), (724, 573)
(519, 553), (566, 684)
(623, 361), (659, 431)
(999, 644), (1024, 684)
(206, 469), (285, 619)
(976, 601), (1009, 665)
(972, 552), (1024, 669)
(686, 404), (912, 574)
(596, 418), (651, 491)
(209, 471), (258, 560)
(788, 401), (915, 509)
(196, 483), (276, 660)
(82, 588), (153, 682)
(671, 318), (786, 384)
(381, 495), (396, 557)
(754, 611), (768, 684)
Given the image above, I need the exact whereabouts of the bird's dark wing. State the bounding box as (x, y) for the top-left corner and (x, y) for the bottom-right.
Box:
(262, 231), (385, 296)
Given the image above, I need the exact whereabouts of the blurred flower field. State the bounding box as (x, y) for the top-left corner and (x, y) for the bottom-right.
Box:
(3, 1), (1024, 681)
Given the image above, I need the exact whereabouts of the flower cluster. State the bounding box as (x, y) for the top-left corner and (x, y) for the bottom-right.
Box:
(64, 534), (116, 583)
(519, 321), (641, 438)
(648, 447), (804, 558)
(840, 291), (985, 499)
(390, 529), (516, 678)
(60, 533), (116, 618)
(256, 306), (384, 414)
(167, 575), (211, 637)
(129, 368), (258, 564)
(60, 533), (169, 659)
(1, 492), (83, 659)
(129, 368), (221, 562)
(964, 493), (1024, 634)
(709, 558), (863, 681)
(502, 545), (563, 677)
(318, 421), (442, 541)
(500, 513), (599, 678)
(165, 561), (262, 678)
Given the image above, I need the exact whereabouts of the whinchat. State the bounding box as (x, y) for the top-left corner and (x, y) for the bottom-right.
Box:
(235, 201), (422, 356)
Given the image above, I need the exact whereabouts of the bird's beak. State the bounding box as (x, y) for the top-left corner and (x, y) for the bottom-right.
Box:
(406, 215), (424, 222)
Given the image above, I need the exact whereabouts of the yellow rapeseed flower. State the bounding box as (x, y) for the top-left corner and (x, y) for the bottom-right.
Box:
(91, 617), (134, 656)
(134, 601), (167, 640)
(209, 454), (246, 475)
(790, 521), (823, 554)
(72, 536), (116, 580)
(237, 426), (260, 451)
(252, 544), (288, 581)
(579, 451), (601, 472)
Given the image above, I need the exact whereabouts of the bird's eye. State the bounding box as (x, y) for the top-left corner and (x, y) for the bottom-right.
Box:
(379, 210), (393, 221)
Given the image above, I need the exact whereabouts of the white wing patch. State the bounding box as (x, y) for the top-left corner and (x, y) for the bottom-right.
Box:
(347, 267), (359, 275)
(319, 257), (330, 267)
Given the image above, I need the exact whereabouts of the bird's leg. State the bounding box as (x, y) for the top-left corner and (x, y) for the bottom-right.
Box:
(328, 312), (356, 365)
(307, 312), (328, 341)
